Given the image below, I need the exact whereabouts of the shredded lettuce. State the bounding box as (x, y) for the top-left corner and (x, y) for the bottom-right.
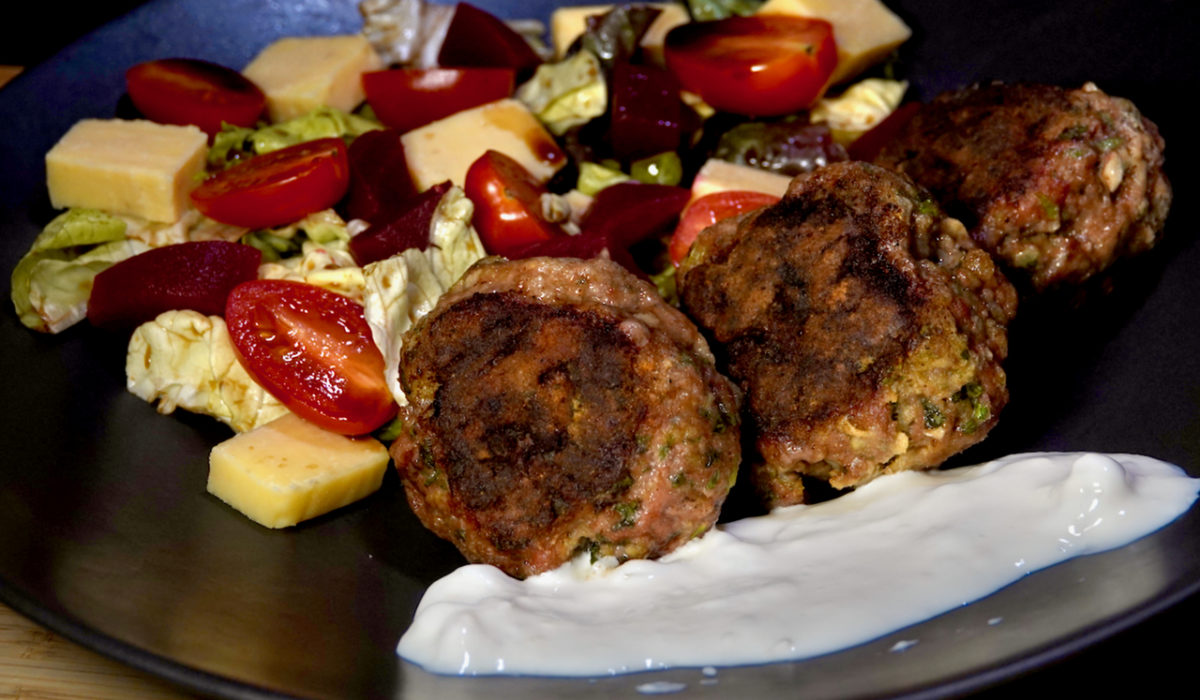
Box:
(686, 0), (764, 21)
(577, 161), (632, 196)
(120, 208), (248, 248)
(126, 310), (290, 433)
(9, 209), (147, 333)
(30, 208), (126, 251)
(256, 210), (364, 301)
(209, 107), (382, 169)
(578, 4), (663, 70)
(362, 186), (486, 406)
(359, 0), (455, 68)
(517, 50), (607, 136)
(811, 79), (908, 145)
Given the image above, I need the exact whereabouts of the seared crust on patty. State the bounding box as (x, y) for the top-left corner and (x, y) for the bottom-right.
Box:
(678, 162), (1017, 507)
(875, 82), (1171, 291)
(390, 257), (741, 578)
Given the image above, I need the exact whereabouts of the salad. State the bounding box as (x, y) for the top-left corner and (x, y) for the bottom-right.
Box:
(10, 0), (910, 528)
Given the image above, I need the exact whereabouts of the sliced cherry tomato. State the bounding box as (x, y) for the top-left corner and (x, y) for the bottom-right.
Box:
(363, 68), (516, 133)
(669, 190), (780, 265)
(225, 280), (395, 435)
(125, 58), (265, 136)
(464, 150), (565, 258)
(191, 138), (350, 229)
(664, 15), (837, 117)
(88, 240), (261, 328)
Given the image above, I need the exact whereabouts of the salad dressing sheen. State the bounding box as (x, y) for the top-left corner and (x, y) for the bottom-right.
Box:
(397, 452), (1198, 676)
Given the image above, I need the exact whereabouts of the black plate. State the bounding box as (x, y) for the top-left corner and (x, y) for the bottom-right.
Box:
(2, 1), (1198, 698)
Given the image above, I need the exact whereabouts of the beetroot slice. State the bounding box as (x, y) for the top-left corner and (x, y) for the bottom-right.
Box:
(437, 3), (542, 76)
(349, 182), (452, 266)
(87, 240), (261, 328)
(343, 129), (418, 223)
(610, 62), (685, 161)
(580, 182), (690, 249)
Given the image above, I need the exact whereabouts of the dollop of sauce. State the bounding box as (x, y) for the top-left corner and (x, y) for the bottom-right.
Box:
(397, 453), (1199, 677)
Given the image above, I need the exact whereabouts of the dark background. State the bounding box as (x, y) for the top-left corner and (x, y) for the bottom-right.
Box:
(1, 1), (150, 67)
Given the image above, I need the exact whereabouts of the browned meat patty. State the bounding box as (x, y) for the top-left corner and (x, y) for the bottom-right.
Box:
(389, 257), (742, 579)
(677, 161), (1017, 508)
(875, 82), (1171, 291)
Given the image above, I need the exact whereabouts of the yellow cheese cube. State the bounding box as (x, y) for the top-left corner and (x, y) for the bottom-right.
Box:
(549, 3), (688, 62)
(45, 119), (207, 223)
(550, 4), (611, 58)
(690, 158), (794, 203)
(242, 35), (383, 122)
(757, 0), (912, 85)
(401, 98), (567, 190)
(638, 3), (691, 66)
(207, 413), (390, 528)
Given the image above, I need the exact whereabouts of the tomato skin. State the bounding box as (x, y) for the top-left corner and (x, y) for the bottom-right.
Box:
(664, 15), (837, 117)
(225, 280), (395, 435)
(126, 58), (265, 135)
(191, 138), (350, 229)
(670, 190), (780, 265)
(363, 68), (515, 133)
(464, 150), (565, 258)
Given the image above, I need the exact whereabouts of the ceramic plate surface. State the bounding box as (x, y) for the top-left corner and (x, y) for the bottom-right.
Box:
(2, 1), (1198, 697)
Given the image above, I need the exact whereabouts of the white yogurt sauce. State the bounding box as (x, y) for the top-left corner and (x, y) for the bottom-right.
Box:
(397, 452), (1199, 676)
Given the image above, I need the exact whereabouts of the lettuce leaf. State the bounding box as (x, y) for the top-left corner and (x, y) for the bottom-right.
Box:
(126, 310), (290, 433)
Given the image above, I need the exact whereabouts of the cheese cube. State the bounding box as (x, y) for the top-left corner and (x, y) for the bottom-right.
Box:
(401, 98), (566, 190)
(45, 119), (207, 223)
(242, 35), (383, 122)
(550, 4), (611, 58)
(757, 0), (912, 85)
(207, 413), (390, 528)
(638, 3), (691, 66)
(690, 159), (794, 202)
(549, 3), (688, 62)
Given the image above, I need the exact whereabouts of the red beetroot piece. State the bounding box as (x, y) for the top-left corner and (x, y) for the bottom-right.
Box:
(87, 240), (261, 328)
(349, 181), (453, 266)
(610, 62), (685, 161)
(343, 129), (418, 223)
(437, 3), (542, 76)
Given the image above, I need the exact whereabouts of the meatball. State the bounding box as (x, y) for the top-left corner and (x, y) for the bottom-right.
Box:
(875, 82), (1171, 291)
(390, 257), (741, 579)
(678, 161), (1017, 508)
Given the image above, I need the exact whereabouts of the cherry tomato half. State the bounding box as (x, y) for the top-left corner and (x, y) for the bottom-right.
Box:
(225, 280), (395, 435)
(125, 58), (266, 136)
(363, 67), (515, 133)
(664, 15), (837, 117)
(191, 138), (350, 229)
(464, 150), (565, 258)
(670, 190), (780, 265)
